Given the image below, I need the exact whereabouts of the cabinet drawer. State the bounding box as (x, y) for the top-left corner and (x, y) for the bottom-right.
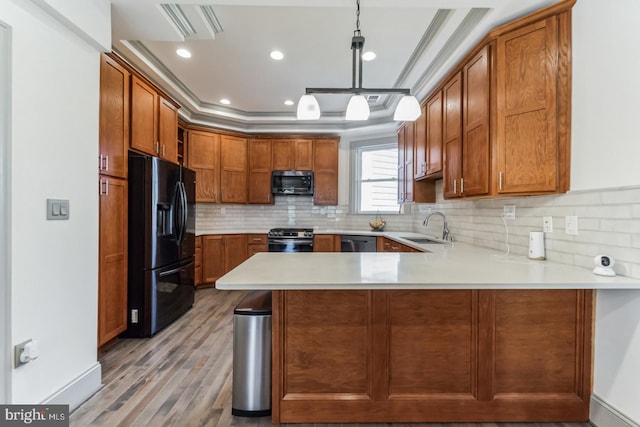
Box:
(247, 234), (268, 244)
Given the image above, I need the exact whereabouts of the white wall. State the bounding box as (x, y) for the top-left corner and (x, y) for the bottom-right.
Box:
(571, 0), (640, 424)
(571, 0), (640, 191)
(1, 0), (107, 407)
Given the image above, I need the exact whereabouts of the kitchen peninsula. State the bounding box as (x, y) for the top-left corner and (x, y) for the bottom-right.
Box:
(216, 237), (639, 424)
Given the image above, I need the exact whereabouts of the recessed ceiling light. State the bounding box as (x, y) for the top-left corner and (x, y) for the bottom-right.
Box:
(270, 50), (284, 61)
(220, 98), (231, 105)
(362, 51), (376, 61)
(176, 48), (192, 58)
(284, 100), (294, 106)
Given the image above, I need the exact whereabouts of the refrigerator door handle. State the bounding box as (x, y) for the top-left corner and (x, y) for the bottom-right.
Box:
(180, 182), (188, 242)
(173, 181), (184, 244)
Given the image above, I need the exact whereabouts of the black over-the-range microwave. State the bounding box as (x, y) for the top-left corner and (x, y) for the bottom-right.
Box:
(271, 170), (314, 195)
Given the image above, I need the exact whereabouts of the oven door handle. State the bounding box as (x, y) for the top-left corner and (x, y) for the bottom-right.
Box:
(269, 239), (314, 245)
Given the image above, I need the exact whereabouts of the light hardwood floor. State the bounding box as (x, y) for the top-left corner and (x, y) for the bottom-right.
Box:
(70, 288), (593, 427)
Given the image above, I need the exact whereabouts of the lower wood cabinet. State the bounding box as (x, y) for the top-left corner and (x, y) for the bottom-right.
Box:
(201, 234), (253, 284)
(378, 236), (420, 252)
(194, 236), (202, 287)
(272, 289), (593, 424)
(98, 176), (128, 346)
(313, 234), (339, 252)
(247, 234), (268, 257)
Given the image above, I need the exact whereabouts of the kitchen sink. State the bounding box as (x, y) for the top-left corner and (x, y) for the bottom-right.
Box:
(402, 237), (442, 244)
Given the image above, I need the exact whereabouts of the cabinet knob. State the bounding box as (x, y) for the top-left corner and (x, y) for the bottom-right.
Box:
(453, 179), (457, 194)
(155, 141), (160, 154)
(460, 178), (464, 194)
(499, 171), (504, 190)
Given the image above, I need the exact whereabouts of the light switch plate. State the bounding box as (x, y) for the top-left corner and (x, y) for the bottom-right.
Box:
(503, 204), (516, 220)
(565, 215), (578, 235)
(47, 199), (70, 220)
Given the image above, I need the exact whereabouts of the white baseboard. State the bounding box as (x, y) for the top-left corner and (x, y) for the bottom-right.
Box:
(42, 362), (102, 412)
(591, 394), (640, 427)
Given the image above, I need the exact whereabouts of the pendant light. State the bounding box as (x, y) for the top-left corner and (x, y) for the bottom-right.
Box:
(296, 0), (421, 122)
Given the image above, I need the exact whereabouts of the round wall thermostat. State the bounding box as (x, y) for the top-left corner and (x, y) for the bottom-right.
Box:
(593, 255), (616, 276)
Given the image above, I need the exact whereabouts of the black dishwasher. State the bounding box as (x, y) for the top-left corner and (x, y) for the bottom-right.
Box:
(340, 235), (377, 252)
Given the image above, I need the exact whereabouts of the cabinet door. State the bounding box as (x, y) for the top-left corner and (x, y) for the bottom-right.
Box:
(220, 135), (248, 203)
(313, 139), (339, 206)
(248, 139), (273, 204)
(99, 54), (129, 179)
(158, 97), (178, 163)
(130, 75), (159, 156)
(462, 45), (490, 197)
(413, 105), (427, 179)
(443, 72), (463, 199)
(294, 139), (313, 170)
(98, 176), (128, 346)
(189, 130), (220, 203)
(397, 126), (406, 203)
(313, 235), (338, 252)
(272, 139), (293, 170)
(426, 91), (443, 177)
(496, 19), (559, 194)
(224, 234), (248, 272)
(202, 235), (224, 284)
(403, 122), (415, 202)
(194, 236), (202, 287)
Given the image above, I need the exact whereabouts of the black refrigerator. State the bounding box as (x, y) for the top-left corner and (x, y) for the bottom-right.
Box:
(125, 152), (196, 337)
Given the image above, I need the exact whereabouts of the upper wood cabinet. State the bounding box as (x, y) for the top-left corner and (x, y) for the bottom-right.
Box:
(430, 1), (572, 200)
(158, 98), (178, 163)
(98, 176), (128, 346)
(130, 75), (178, 162)
(442, 71), (463, 199)
(220, 135), (248, 203)
(425, 91), (444, 178)
(313, 139), (339, 206)
(413, 105), (427, 180)
(495, 15), (569, 195)
(461, 45), (491, 197)
(248, 139), (273, 204)
(99, 54), (130, 179)
(273, 139), (313, 171)
(398, 123), (436, 204)
(130, 76), (158, 156)
(188, 130), (220, 203)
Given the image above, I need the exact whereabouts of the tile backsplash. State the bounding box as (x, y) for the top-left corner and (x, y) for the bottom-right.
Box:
(416, 182), (640, 280)
(196, 195), (416, 233)
(196, 184), (640, 279)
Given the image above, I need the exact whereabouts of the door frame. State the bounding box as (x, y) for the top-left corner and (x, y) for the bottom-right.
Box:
(0, 21), (12, 404)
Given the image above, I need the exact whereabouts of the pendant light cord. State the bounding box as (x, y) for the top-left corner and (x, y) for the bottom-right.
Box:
(354, 0), (361, 37)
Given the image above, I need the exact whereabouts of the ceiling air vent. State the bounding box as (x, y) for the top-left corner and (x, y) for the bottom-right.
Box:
(366, 95), (380, 103)
(159, 4), (196, 38)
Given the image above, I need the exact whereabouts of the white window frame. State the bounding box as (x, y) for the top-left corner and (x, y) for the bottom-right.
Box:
(350, 137), (400, 215)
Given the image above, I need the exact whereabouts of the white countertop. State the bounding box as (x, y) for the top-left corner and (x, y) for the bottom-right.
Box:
(216, 238), (640, 290)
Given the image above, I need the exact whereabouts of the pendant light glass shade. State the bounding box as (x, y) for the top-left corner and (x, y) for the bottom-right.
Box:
(345, 95), (370, 120)
(296, 94), (320, 120)
(393, 95), (421, 121)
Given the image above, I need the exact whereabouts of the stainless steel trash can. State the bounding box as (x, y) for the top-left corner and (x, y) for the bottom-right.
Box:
(232, 290), (272, 417)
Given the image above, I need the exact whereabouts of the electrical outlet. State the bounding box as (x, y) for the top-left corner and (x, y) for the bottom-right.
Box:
(543, 216), (553, 233)
(565, 216), (578, 235)
(131, 309), (139, 323)
(503, 204), (516, 220)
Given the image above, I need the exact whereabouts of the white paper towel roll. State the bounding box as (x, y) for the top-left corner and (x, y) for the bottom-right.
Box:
(529, 231), (545, 260)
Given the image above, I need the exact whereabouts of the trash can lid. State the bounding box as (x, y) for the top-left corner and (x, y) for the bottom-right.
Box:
(234, 290), (272, 315)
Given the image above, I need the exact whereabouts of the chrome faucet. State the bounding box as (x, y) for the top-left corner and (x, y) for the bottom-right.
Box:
(423, 211), (450, 241)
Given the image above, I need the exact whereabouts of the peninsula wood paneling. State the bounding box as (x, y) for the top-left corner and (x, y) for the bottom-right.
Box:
(388, 290), (475, 396)
(278, 290), (372, 397)
(273, 289), (593, 424)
